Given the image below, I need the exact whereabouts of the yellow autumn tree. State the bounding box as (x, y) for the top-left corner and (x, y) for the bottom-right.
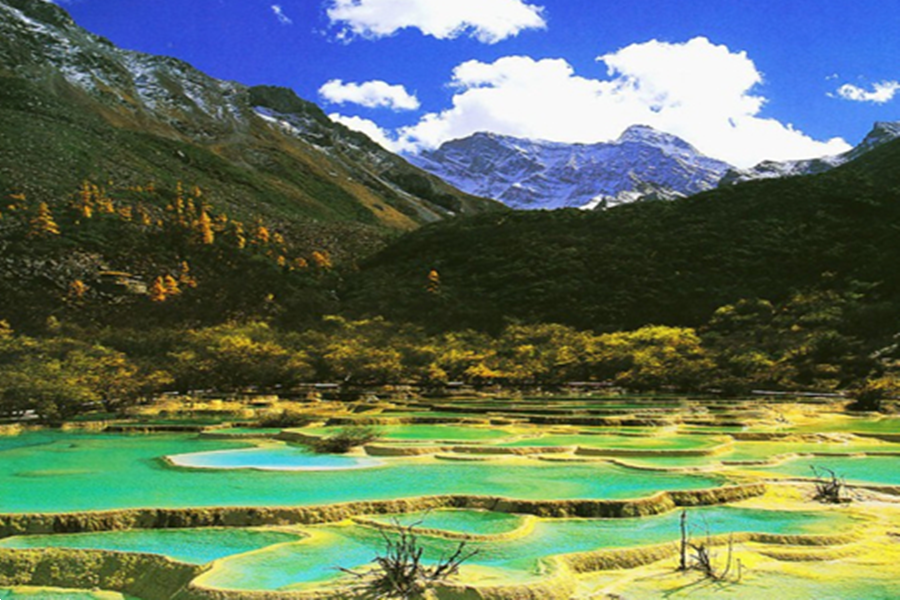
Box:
(254, 224), (271, 245)
(167, 182), (186, 226)
(149, 277), (168, 302)
(179, 261), (197, 288)
(95, 190), (114, 214)
(73, 181), (94, 219)
(311, 250), (332, 269)
(134, 204), (153, 227)
(426, 269), (441, 294)
(29, 202), (60, 237)
(116, 204), (133, 221)
(195, 209), (215, 245)
(163, 275), (180, 297)
(227, 221), (246, 249)
(68, 280), (88, 299)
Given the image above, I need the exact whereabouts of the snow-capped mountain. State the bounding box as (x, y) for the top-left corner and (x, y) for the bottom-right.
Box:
(406, 126), (734, 210)
(720, 121), (900, 185)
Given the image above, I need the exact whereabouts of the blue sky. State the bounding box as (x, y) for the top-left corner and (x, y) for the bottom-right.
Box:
(56, 0), (900, 167)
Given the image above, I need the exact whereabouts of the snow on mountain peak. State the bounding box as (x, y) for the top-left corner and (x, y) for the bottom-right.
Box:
(407, 127), (733, 210)
(721, 119), (900, 185)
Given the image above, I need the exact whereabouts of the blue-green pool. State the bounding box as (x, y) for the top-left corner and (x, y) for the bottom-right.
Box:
(198, 506), (853, 590)
(0, 528), (302, 564)
(0, 431), (724, 513)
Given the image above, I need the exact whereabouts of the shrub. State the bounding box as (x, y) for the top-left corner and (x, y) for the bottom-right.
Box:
(811, 466), (850, 504)
(257, 408), (312, 428)
(341, 520), (477, 599)
(310, 425), (380, 453)
(846, 375), (900, 412)
(678, 510), (742, 583)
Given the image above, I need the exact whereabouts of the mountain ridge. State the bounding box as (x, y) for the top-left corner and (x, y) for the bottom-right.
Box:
(720, 121), (900, 185)
(0, 0), (500, 236)
(406, 125), (733, 210)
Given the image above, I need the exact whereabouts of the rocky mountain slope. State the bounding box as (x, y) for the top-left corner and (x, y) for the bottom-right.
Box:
(720, 121), (900, 185)
(0, 0), (499, 236)
(406, 126), (733, 210)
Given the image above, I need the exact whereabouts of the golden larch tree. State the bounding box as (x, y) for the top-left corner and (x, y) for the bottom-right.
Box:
(74, 181), (95, 219)
(29, 202), (60, 237)
(254, 224), (271, 245)
(426, 269), (441, 294)
(117, 205), (133, 221)
(179, 261), (198, 288)
(68, 279), (88, 299)
(195, 209), (215, 245)
(149, 277), (168, 302)
(311, 250), (332, 269)
(163, 274), (180, 297)
(228, 221), (247, 249)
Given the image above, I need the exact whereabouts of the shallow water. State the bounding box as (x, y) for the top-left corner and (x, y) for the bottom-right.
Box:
(500, 433), (720, 451)
(0, 431), (723, 513)
(614, 566), (900, 599)
(0, 528), (302, 564)
(3, 416), (894, 599)
(168, 444), (384, 471)
(611, 438), (900, 470)
(199, 506), (852, 591)
(791, 416), (900, 435)
(369, 509), (525, 535)
(757, 455), (900, 485)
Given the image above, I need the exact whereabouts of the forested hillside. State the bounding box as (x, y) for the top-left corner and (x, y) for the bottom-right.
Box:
(345, 137), (900, 336)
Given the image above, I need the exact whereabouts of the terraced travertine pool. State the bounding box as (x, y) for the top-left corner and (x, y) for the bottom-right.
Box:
(368, 509), (526, 535)
(192, 506), (855, 591)
(303, 423), (519, 441)
(757, 454), (900, 485)
(168, 444), (386, 471)
(0, 431), (725, 513)
(498, 433), (723, 451)
(2, 399), (900, 600)
(0, 589), (140, 600)
(0, 528), (302, 564)
(0, 505), (857, 592)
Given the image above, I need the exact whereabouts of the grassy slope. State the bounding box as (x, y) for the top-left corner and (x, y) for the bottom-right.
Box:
(0, 75), (412, 230)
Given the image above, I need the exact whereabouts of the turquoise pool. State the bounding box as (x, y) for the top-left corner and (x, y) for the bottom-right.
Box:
(0, 528), (302, 564)
(0, 431), (724, 513)
(198, 506), (852, 591)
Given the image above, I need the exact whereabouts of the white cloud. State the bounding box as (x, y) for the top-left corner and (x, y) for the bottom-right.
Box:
(326, 0), (546, 44)
(329, 113), (400, 151)
(835, 81), (900, 104)
(396, 37), (850, 168)
(319, 79), (420, 111)
(271, 5), (292, 25)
